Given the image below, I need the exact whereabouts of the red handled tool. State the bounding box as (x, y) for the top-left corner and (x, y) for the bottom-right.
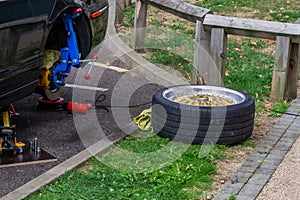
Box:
(82, 54), (99, 80)
(62, 102), (92, 114)
(38, 98), (92, 115)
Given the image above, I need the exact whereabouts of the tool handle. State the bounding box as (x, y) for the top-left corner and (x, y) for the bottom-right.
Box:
(63, 102), (92, 114)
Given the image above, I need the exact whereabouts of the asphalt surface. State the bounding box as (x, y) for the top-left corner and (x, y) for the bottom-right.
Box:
(0, 43), (162, 197)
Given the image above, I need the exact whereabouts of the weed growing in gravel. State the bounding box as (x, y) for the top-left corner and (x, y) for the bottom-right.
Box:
(269, 99), (290, 117)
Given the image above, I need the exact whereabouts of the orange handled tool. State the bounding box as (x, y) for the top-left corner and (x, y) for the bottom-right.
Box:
(62, 102), (92, 114)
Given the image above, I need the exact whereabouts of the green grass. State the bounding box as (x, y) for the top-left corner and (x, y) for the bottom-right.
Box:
(194, 0), (300, 22)
(224, 38), (274, 101)
(142, 0), (300, 105)
(146, 35), (274, 102)
(26, 134), (228, 200)
(240, 141), (256, 148)
(269, 99), (291, 117)
(129, 1), (300, 103)
(123, 4), (136, 27)
(227, 194), (237, 200)
(150, 49), (193, 78)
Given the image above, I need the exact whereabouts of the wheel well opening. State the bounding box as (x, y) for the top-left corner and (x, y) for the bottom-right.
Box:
(45, 21), (67, 51)
(45, 11), (92, 59)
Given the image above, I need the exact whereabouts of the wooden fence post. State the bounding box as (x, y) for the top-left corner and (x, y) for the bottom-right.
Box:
(270, 36), (291, 101)
(271, 36), (299, 101)
(285, 42), (299, 100)
(271, 19), (300, 101)
(116, 0), (125, 24)
(192, 20), (211, 84)
(294, 19), (300, 81)
(124, 0), (132, 7)
(209, 28), (227, 86)
(134, 0), (148, 51)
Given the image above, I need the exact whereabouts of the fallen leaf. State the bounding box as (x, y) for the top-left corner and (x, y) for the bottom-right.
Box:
(265, 103), (272, 111)
(225, 70), (230, 76)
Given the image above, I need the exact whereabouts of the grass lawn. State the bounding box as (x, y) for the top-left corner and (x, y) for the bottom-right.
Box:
(26, 132), (230, 200)
(26, 0), (298, 199)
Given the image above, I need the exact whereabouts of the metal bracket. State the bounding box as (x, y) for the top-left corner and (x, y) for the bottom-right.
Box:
(52, 9), (82, 89)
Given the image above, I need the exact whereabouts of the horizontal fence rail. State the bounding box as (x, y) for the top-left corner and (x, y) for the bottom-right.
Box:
(140, 0), (212, 22)
(203, 14), (300, 42)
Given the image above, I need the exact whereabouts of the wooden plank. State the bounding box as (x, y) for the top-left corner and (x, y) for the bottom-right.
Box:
(270, 36), (291, 101)
(0, 143), (56, 169)
(203, 14), (300, 41)
(209, 28), (227, 86)
(192, 20), (211, 84)
(134, 0), (148, 51)
(93, 62), (129, 72)
(141, 0), (212, 22)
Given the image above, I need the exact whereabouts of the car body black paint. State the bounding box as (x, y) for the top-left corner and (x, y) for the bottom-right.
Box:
(0, 0), (108, 106)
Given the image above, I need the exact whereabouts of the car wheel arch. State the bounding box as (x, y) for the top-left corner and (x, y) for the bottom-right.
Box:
(45, 7), (92, 59)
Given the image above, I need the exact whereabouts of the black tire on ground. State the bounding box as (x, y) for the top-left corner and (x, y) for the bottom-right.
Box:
(151, 85), (255, 145)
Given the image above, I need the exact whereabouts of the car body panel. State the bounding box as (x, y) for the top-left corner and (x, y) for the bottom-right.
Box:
(0, 0), (108, 106)
(0, 0), (51, 105)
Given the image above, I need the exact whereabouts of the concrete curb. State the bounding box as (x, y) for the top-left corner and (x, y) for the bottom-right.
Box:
(0, 137), (119, 200)
(214, 96), (300, 200)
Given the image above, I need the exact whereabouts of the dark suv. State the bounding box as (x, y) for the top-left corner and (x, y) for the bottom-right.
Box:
(0, 0), (109, 106)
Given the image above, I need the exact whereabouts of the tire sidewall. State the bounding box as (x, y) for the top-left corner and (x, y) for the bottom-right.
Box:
(151, 84), (255, 145)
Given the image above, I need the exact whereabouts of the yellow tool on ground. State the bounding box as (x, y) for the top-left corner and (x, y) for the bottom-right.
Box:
(133, 109), (152, 131)
(0, 106), (25, 154)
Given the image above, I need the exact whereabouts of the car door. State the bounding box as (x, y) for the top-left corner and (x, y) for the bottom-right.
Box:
(0, 0), (55, 105)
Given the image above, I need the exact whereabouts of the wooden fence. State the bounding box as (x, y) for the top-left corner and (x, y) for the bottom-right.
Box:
(133, 0), (300, 101)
